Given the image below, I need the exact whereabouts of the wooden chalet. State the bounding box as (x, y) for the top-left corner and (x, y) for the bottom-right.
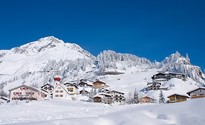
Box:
(187, 87), (205, 99)
(167, 94), (189, 103)
(9, 85), (47, 101)
(93, 80), (109, 89)
(139, 96), (155, 104)
(78, 80), (93, 87)
(152, 72), (186, 81)
(93, 93), (112, 104)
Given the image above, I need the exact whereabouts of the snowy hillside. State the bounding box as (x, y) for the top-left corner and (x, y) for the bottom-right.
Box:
(0, 99), (205, 125)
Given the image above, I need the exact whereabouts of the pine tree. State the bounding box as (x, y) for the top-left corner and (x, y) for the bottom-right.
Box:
(159, 90), (165, 104)
(133, 89), (139, 104)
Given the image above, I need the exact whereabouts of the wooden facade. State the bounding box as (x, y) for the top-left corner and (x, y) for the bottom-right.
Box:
(139, 96), (155, 104)
(93, 80), (109, 89)
(187, 88), (205, 99)
(93, 94), (112, 104)
(167, 94), (189, 103)
(152, 72), (186, 81)
(64, 83), (78, 95)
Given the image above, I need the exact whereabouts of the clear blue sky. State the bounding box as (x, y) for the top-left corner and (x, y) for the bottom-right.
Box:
(0, 0), (204, 70)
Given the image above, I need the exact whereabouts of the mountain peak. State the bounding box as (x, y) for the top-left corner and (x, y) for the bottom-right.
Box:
(38, 36), (63, 43)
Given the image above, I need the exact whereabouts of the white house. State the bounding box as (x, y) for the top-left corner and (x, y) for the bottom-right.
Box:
(9, 85), (47, 101)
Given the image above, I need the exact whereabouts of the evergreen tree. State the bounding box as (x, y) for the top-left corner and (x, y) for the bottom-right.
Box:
(133, 89), (139, 104)
(159, 90), (165, 104)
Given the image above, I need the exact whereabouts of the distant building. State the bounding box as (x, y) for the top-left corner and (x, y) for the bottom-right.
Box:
(52, 76), (78, 100)
(187, 87), (205, 99)
(64, 82), (78, 95)
(110, 90), (125, 104)
(167, 94), (189, 103)
(152, 72), (186, 81)
(41, 84), (54, 98)
(139, 96), (155, 104)
(147, 82), (168, 91)
(78, 80), (93, 87)
(93, 80), (109, 89)
(9, 85), (47, 101)
(93, 93), (112, 104)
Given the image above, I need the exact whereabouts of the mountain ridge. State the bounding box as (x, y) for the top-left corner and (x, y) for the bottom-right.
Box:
(0, 36), (204, 93)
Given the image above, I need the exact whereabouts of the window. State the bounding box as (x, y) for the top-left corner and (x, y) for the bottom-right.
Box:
(26, 92), (34, 95)
(55, 90), (59, 93)
(55, 95), (59, 97)
(67, 88), (73, 92)
(60, 90), (63, 93)
(60, 95), (63, 97)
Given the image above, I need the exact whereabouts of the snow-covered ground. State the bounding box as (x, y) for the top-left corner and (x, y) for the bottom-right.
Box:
(0, 98), (205, 125)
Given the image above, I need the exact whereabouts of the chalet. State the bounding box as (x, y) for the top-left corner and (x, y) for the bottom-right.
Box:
(110, 90), (125, 104)
(93, 93), (112, 104)
(41, 84), (54, 93)
(152, 72), (170, 81)
(41, 84), (54, 98)
(9, 85), (47, 101)
(167, 94), (189, 103)
(64, 82), (78, 95)
(79, 89), (89, 96)
(93, 80), (109, 89)
(187, 87), (205, 99)
(147, 82), (168, 91)
(139, 96), (155, 104)
(78, 80), (93, 87)
(169, 72), (186, 81)
(147, 82), (161, 90)
(152, 72), (186, 81)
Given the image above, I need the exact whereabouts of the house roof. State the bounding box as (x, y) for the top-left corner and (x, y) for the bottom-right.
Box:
(54, 84), (69, 94)
(93, 80), (106, 85)
(140, 96), (155, 100)
(64, 82), (78, 89)
(9, 85), (38, 92)
(41, 83), (54, 89)
(187, 87), (205, 95)
(167, 94), (189, 98)
(9, 84), (47, 94)
(111, 90), (124, 94)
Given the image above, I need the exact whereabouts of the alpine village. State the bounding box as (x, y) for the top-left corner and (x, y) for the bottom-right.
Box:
(1, 71), (205, 105)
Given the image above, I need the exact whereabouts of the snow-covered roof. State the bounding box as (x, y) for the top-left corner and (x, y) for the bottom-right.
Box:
(187, 87), (205, 95)
(167, 93), (189, 98)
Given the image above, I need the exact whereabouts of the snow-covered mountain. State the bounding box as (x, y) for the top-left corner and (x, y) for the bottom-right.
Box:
(0, 36), (96, 92)
(160, 51), (205, 84)
(0, 36), (204, 94)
